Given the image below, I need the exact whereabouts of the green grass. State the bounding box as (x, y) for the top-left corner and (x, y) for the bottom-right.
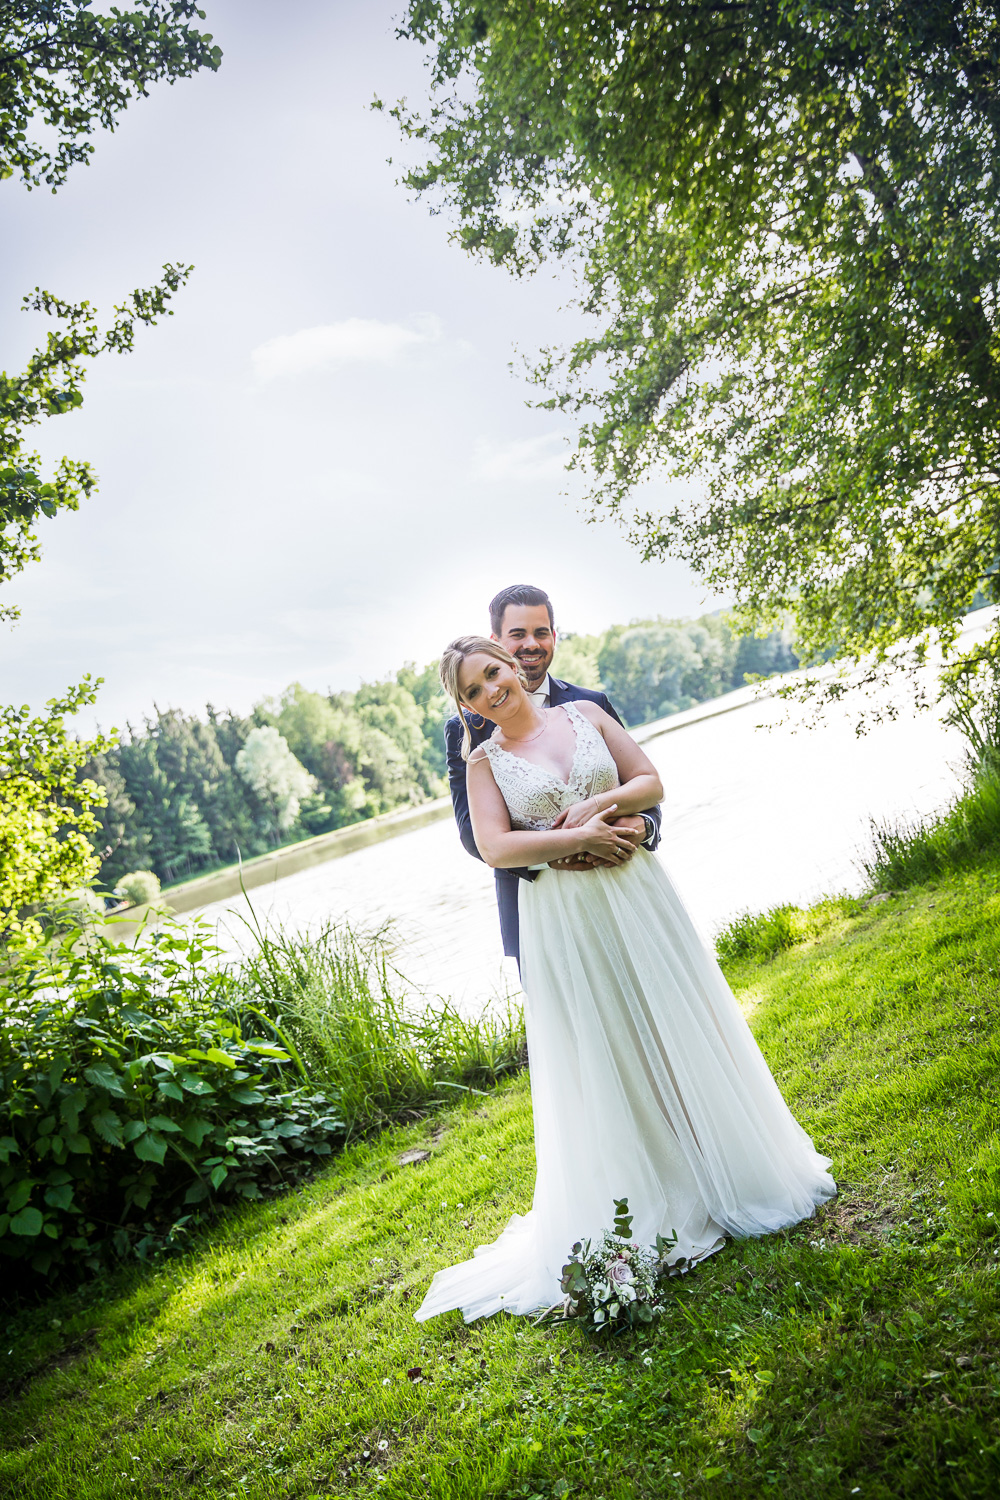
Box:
(2, 864), (999, 1499)
(714, 895), (867, 964)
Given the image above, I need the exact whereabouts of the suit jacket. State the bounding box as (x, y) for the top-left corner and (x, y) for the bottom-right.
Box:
(444, 676), (663, 964)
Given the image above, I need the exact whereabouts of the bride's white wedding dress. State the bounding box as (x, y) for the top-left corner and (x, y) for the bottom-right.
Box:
(416, 703), (835, 1323)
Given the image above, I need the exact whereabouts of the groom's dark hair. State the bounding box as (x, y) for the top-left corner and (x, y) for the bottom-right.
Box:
(489, 584), (554, 636)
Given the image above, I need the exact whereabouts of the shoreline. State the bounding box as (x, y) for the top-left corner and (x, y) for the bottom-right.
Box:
(128, 604), (997, 930)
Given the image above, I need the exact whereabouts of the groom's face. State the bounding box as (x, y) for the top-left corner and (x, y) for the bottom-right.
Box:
(493, 603), (556, 691)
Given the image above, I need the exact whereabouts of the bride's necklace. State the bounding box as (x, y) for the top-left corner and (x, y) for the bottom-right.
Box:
(502, 714), (548, 747)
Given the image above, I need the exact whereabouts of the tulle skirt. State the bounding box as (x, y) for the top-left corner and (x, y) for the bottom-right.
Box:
(416, 851), (835, 1323)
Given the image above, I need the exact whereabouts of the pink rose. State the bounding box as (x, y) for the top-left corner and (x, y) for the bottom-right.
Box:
(607, 1258), (634, 1287)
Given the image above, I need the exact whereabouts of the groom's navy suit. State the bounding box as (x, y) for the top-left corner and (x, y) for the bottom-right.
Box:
(445, 676), (663, 965)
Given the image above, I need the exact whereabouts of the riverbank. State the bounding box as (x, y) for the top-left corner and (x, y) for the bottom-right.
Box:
(3, 856), (997, 1498)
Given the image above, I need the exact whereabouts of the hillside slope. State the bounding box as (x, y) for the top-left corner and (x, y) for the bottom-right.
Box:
(2, 866), (998, 1499)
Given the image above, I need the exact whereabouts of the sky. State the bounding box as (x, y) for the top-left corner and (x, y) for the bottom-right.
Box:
(1, 0), (714, 733)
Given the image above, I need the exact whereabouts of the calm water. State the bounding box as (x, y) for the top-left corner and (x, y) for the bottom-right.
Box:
(185, 646), (979, 1014)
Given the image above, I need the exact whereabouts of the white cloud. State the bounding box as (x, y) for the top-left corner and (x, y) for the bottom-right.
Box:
(251, 315), (443, 380)
(471, 432), (571, 483)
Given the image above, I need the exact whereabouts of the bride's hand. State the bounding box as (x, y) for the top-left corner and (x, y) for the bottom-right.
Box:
(578, 804), (635, 863)
(552, 797), (599, 831)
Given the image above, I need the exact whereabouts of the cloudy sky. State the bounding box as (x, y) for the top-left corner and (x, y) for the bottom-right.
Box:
(1, 0), (713, 733)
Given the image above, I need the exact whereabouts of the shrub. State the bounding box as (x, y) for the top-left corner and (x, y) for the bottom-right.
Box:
(0, 918), (344, 1280)
(114, 870), (161, 908)
(0, 681), (115, 939)
(60, 887), (106, 922)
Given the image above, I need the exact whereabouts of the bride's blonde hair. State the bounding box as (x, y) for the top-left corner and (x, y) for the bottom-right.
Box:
(440, 635), (529, 760)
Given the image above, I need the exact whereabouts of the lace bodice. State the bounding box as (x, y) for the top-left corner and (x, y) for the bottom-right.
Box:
(480, 701), (619, 830)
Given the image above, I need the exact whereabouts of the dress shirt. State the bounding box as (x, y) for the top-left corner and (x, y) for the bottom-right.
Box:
(527, 673), (552, 709)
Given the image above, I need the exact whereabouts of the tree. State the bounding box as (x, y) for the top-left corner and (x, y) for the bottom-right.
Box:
(394, 1), (1000, 695)
(235, 728), (316, 835)
(598, 623), (703, 725)
(1, 2), (221, 616)
(396, 660), (452, 779)
(355, 679), (442, 798)
(0, 2), (220, 909)
(256, 683), (371, 826)
(1, 271), (194, 618)
(1, 1), (220, 192)
(0, 679), (115, 936)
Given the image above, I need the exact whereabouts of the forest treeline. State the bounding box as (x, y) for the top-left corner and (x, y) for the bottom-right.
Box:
(86, 614), (798, 888)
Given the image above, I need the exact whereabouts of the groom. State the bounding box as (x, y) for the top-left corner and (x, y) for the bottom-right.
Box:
(445, 583), (663, 965)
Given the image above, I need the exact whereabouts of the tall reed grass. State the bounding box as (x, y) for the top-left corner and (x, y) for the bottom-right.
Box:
(226, 913), (525, 1139)
(859, 755), (1000, 892)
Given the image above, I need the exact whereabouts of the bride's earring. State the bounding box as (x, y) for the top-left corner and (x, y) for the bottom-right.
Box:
(466, 709), (486, 728)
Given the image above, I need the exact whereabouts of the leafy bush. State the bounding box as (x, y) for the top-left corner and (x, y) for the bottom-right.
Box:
(114, 870), (161, 908)
(0, 918), (344, 1280)
(234, 915), (525, 1137)
(0, 680), (114, 939)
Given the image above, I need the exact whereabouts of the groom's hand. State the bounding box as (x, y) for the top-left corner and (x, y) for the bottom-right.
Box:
(550, 816), (645, 870)
(611, 815), (645, 843)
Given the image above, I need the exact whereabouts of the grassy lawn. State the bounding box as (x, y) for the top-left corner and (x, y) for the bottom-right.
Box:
(2, 863), (998, 1499)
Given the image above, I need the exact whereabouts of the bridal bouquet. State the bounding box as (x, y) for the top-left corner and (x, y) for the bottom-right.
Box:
(554, 1198), (678, 1334)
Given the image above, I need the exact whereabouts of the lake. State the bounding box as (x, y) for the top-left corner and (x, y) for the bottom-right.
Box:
(184, 638), (981, 1014)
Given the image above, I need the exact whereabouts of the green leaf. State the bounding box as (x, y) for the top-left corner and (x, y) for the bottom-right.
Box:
(149, 1053), (185, 1070)
(43, 1183), (74, 1211)
(209, 1164), (228, 1189)
(178, 1072), (215, 1096)
(83, 1062), (125, 1096)
(7, 1179), (34, 1213)
(705, 1468), (724, 1479)
(229, 1087), (266, 1105)
(180, 1117), (213, 1148)
(746, 1429), (764, 1444)
(203, 1048), (237, 1069)
(122, 1120), (147, 1143)
(157, 1079), (184, 1102)
(148, 1115), (182, 1133)
(10, 1206), (44, 1237)
(0, 1136), (20, 1163)
(91, 1109), (123, 1146)
(47, 1053), (69, 1092)
(133, 1132), (168, 1165)
(64, 1133), (92, 1155)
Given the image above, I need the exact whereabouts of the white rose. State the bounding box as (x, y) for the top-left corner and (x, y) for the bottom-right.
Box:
(608, 1258), (635, 1288)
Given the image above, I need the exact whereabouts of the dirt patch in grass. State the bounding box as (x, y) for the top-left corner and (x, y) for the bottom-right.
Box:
(0, 1325), (100, 1401)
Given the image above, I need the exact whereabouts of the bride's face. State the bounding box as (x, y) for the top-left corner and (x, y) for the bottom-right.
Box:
(458, 652), (525, 721)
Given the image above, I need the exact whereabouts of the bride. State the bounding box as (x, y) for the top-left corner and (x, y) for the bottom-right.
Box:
(416, 636), (835, 1324)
